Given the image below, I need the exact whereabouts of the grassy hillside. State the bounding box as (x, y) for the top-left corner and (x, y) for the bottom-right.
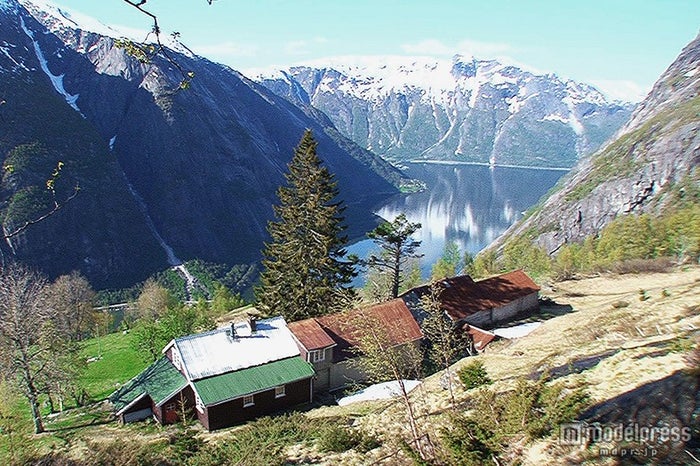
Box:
(4, 267), (697, 465)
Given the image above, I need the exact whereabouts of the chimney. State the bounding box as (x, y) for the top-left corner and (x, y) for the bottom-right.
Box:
(228, 322), (236, 339)
(248, 315), (257, 333)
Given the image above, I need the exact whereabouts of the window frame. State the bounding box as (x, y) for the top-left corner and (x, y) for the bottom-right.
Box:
(274, 385), (286, 398)
(309, 349), (325, 363)
(194, 391), (205, 413)
(243, 394), (255, 407)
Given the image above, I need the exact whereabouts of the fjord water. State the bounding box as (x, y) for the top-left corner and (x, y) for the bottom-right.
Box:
(350, 163), (567, 278)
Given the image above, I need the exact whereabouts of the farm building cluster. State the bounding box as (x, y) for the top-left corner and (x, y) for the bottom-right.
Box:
(110, 270), (540, 431)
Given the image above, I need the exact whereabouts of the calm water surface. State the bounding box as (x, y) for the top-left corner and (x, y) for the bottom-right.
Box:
(349, 163), (567, 278)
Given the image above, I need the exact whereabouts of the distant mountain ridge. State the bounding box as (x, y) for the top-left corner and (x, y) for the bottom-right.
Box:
(252, 55), (634, 168)
(0, 0), (401, 289)
(493, 32), (700, 255)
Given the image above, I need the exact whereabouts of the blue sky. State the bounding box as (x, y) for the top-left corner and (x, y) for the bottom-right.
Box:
(51, 0), (699, 102)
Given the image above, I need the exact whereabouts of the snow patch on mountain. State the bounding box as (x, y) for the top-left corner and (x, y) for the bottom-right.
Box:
(255, 55), (634, 167)
(0, 41), (29, 72)
(20, 15), (83, 115)
(19, 0), (193, 56)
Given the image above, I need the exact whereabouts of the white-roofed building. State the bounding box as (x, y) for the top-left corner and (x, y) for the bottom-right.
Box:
(110, 315), (314, 431)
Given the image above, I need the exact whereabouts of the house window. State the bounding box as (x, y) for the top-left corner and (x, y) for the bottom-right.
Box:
(309, 349), (325, 363)
(243, 395), (255, 407)
(274, 385), (286, 398)
(165, 403), (176, 412)
(195, 391), (205, 413)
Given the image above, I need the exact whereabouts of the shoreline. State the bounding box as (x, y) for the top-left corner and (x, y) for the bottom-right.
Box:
(407, 159), (572, 172)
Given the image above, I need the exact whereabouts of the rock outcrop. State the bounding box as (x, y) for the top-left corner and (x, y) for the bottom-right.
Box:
(493, 33), (700, 255)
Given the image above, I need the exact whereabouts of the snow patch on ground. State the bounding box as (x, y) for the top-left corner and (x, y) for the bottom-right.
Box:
(493, 322), (541, 339)
(337, 380), (421, 406)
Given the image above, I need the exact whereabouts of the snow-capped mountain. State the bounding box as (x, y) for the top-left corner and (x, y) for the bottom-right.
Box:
(253, 55), (635, 168)
(0, 0), (400, 289)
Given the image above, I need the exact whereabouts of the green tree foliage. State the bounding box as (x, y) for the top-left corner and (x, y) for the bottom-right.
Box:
(365, 213), (422, 298)
(483, 202), (700, 280)
(470, 248), (499, 279)
(456, 359), (491, 390)
(501, 236), (551, 279)
(132, 304), (215, 362)
(257, 130), (356, 321)
(210, 283), (245, 316)
(431, 240), (461, 280)
(440, 377), (588, 465)
(0, 380), (37, 465)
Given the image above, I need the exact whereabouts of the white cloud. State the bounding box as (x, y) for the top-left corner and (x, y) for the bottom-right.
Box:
(191, 41), (258, 58)
(400, 39), (453, 56)
(455, 39), (512, 58)
(283, 37), (328, 56)
(401, 38), (512, 60)
(590, 79), (649, 103)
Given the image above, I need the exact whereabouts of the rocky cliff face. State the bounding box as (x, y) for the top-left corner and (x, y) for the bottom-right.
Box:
(253, 56), (633, 168)
(0, 0), (400, 288)
(493, 33), (700, 255)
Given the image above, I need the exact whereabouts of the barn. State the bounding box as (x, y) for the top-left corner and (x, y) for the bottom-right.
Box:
(402, 269), (541, 329)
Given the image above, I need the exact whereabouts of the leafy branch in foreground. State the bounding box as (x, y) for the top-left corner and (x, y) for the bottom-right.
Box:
(119, 0), (202, 90)
(2, 160), (80, 240)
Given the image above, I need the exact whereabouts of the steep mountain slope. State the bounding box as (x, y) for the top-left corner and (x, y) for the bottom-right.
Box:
(0, 0), (401, 288)
(0, 0), (170, 288)
(494, 33), (700, 255)
(253, 56), (633, 168)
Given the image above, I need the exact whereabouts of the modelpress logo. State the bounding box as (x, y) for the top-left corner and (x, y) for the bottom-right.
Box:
(559, 421), (691, 457)
(560, 422), (585, 446)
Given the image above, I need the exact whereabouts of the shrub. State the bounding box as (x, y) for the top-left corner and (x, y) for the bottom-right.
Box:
(611, 300), (630, 309)
(440, 376), (589, 464)
(318, 424), (379, 453)
(440, 416), (498, 466)
(457, 359), (491, 390)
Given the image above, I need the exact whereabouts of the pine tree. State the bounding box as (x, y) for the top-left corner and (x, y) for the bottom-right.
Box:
(365, 213), (422, 299)
(257, 130), (356, 321)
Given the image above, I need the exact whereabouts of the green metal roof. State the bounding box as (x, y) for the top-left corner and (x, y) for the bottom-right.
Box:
(110, 357), (187, 413)
(193, 357), (314, 406)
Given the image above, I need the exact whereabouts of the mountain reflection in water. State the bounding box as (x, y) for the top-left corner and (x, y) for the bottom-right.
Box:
(350, 163), (567, 279)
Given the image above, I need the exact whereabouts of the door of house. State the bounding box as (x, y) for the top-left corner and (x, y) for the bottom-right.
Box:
(163, 402), (179, 424)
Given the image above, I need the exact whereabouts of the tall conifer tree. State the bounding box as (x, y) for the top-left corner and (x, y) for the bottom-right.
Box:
(257, 130), (355, 321)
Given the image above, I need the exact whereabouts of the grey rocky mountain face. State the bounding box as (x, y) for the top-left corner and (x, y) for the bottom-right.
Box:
(0, 0), (399, 289)
(493, 33), (700, 256)
(254, 56), (633, 168)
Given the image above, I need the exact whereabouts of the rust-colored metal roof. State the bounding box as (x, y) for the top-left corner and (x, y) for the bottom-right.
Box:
(404, 270), (540, 322)
(462, 324), (496, 352)
(314, 299), (423, 361)
(287, 318), (336, 351)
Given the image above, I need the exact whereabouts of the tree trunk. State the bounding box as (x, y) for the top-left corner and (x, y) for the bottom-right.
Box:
(391, 249), (401, 298)
(28, 390), (44, 434)
(395, 372), (423, 458)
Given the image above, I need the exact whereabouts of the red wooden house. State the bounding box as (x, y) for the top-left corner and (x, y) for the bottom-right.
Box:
(110, 316), (314, 431)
